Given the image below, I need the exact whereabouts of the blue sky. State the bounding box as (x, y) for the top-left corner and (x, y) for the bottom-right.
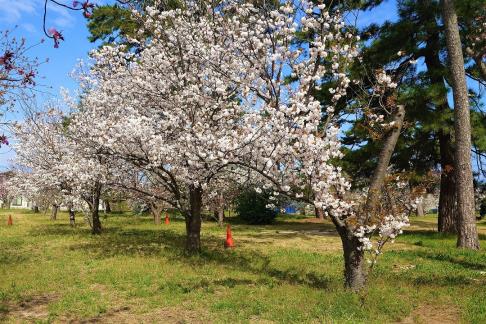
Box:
(0, 0), (115, 168)
(0, 0), (399, 169)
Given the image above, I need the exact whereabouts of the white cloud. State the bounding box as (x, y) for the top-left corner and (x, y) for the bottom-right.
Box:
(0, 0), (75, 29)
(0, 0), (36, 23)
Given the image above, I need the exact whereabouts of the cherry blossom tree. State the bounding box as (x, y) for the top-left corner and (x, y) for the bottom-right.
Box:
(65, 0), (409, 289)
(9, 104), (130, 233)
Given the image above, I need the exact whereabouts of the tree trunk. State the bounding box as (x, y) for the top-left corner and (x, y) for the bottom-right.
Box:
(421, 18), (459, 234)
(438, 132), (457, 233)
(105, 201), (111, 213)
(91, 183), (102, 235)
(33, 205), (39, 213)
(186, 186), (202, 253)
(336, 225), (367, 290)
(441, 0), (480, 249)
(151, 203), (161, 225)
(68, 202), (75, 226)
(217, 209), (224, 227)
(51, 204), (58, 220)
(335, 104), (405, 291)
(364, 105), (406, 219)
(315, 206), (325, 220)
(216, 192), (225, 226)
(416, 199), (424, 217)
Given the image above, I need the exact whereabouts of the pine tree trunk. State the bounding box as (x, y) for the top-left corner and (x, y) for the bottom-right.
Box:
(186, 186), (202, 253)
(441, 0), (480, 249)
(438, 139), (457, 233)
(51, 204), (58, 220)
(422, 22), (458, 234)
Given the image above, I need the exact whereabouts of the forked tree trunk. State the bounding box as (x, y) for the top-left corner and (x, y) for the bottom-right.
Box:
(337, 104), (405, 291)
(441, 0), (480, 249)
(315, 207), (325, 220)
(51, 204), (59, 220)
(186, 186), (203, 253)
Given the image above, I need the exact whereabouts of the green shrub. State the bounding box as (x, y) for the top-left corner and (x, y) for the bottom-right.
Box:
(235, 188), (278, 224)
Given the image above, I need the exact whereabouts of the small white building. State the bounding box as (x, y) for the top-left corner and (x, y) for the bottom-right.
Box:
(8, 196), (34, 209)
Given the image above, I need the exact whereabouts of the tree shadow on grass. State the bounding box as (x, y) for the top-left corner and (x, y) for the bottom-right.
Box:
(60, 227), (334, 290)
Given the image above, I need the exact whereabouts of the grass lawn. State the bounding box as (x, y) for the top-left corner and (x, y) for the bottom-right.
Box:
(1, 209), (486, 323)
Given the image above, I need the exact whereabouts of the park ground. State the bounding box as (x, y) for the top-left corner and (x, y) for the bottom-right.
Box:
(0, 210), (486, 323)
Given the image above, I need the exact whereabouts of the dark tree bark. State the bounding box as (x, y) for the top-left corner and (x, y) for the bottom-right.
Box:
(441, 0), (480, 249)
(51, 204), (59, 220)
(33, 205), (39, 213)
(105, 201), (111, 213)
(185, 186), (203, 253)
(315, 206), (325, 220)
(438, 132), (457, 233)
(422, 23), (458, 234)
(91, 183), (102, 235)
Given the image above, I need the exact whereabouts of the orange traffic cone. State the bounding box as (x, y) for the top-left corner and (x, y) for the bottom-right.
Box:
(164, 212), (170, 225)
(224, 224), (234, 248)
(7, 214), (13, 226)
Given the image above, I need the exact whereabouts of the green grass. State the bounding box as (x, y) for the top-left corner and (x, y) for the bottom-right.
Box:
(0, 210), (485, 323)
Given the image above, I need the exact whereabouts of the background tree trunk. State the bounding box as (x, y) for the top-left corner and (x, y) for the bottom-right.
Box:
(91, 184), (102, 235)
(441, 0), (480, 249)
(151, 203), (161, 225)
(422, 24), (458, 234)
(217, 192), (225, 226)
(186, 186), (202, 253)
(315, 207), (325, 220)
(51, 204), (58, 220)
(438, 133), (457, 233)
(416, 199), (424, 217)
(105, 201), (111, 213)
(68, 202), (75, 226)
